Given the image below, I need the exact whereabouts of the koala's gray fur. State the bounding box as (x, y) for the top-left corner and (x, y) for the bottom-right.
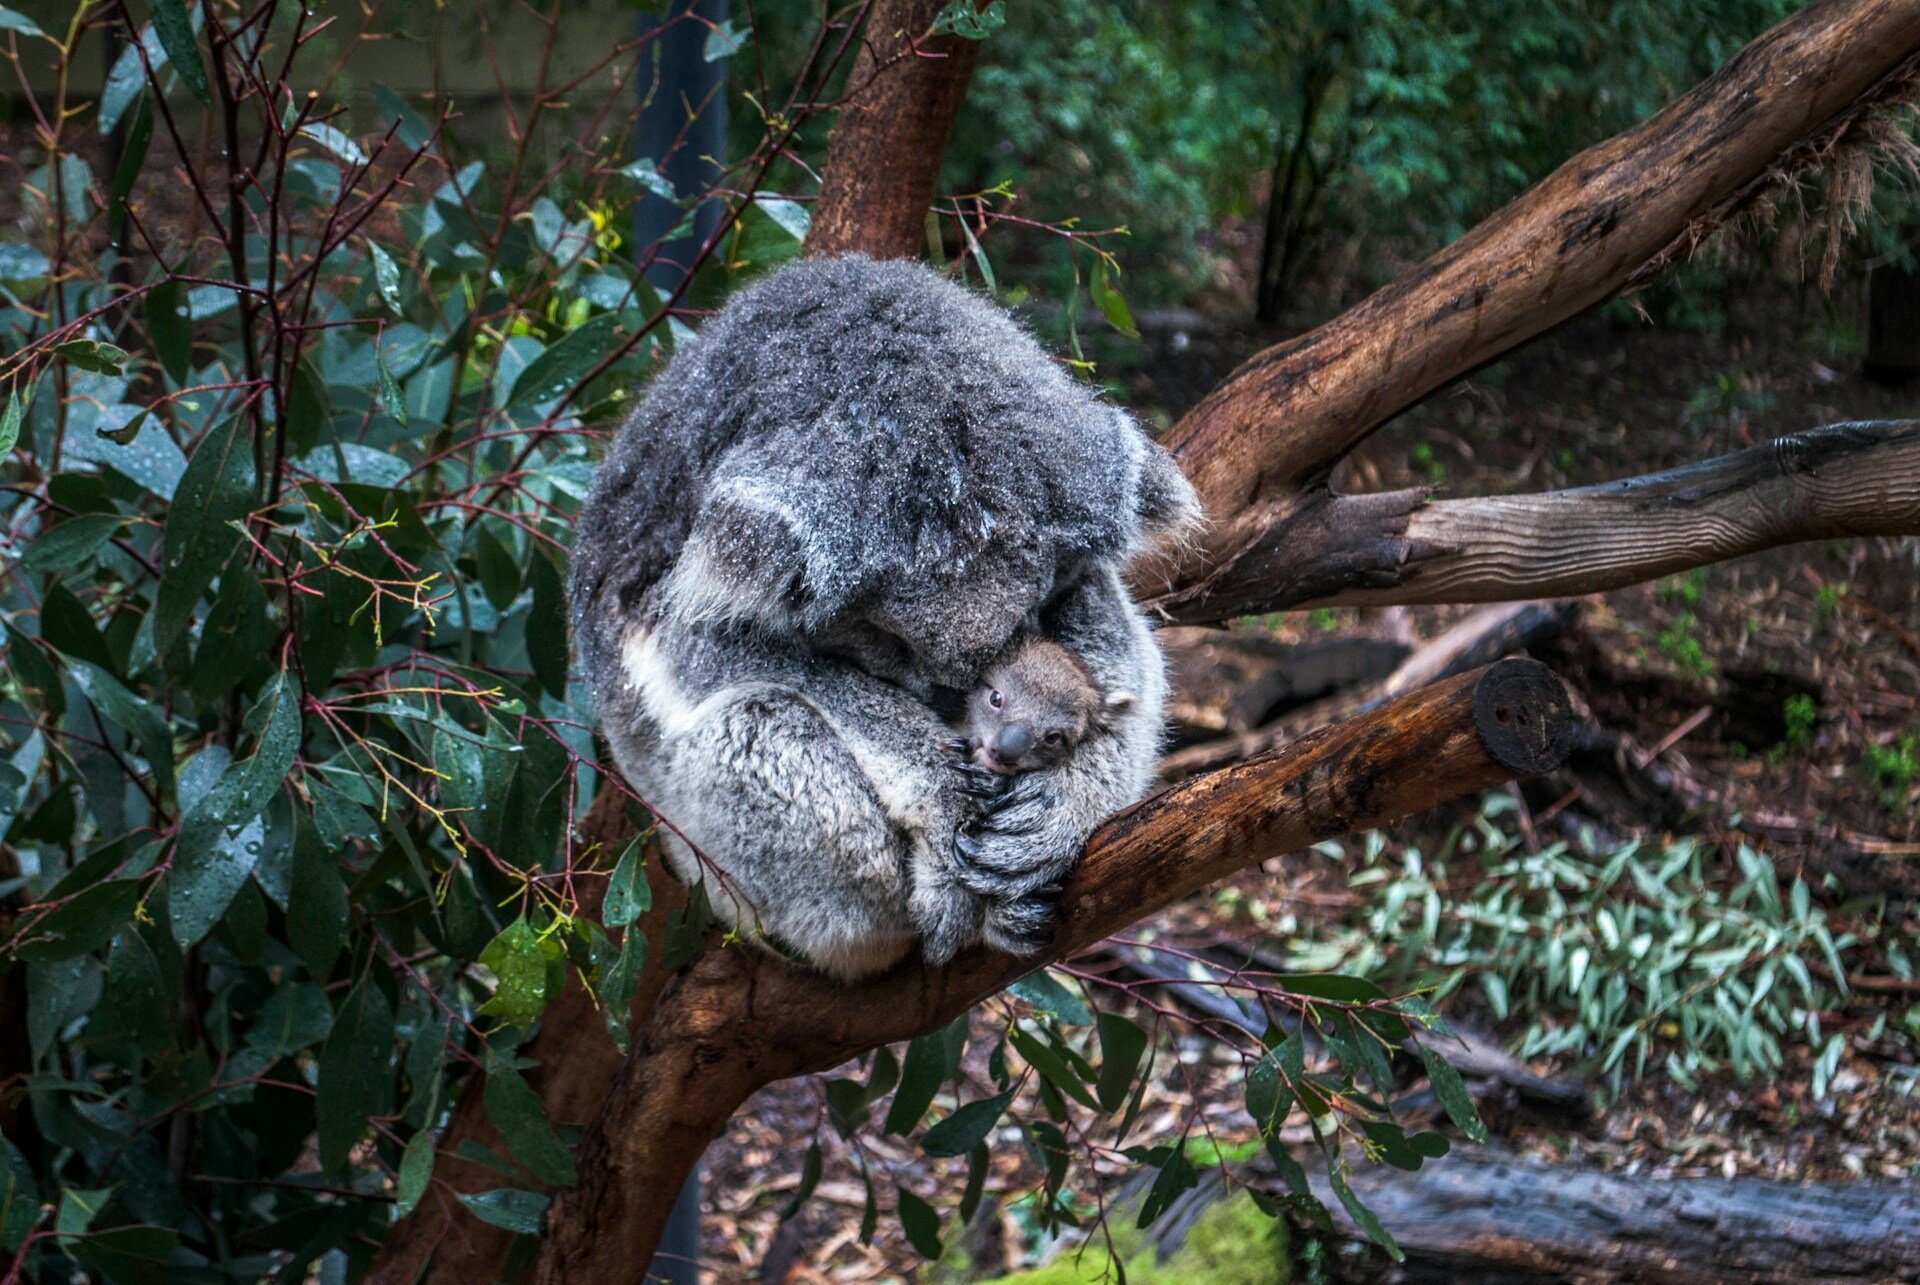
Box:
(570, 256), (1196, 980)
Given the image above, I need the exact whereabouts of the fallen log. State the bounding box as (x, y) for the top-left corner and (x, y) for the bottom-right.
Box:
(1304, 1147), (1920, 1282)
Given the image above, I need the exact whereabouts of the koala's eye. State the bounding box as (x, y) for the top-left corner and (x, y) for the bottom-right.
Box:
(988, 690), (1003, 709)
(1044, 730), (1065, 746)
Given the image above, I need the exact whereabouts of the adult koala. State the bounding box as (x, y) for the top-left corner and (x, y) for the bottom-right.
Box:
(570, 257), (1196, 979)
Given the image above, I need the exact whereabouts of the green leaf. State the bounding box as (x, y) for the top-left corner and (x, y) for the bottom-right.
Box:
(959, 1142), (989, 1225)
(108, 96), (153, 243)
(0, 1134), (39, 1252)
(247, 982), (334, 1056)
(602, 839), (650, 929)
(156, 415), (256, 662)
(1329, 1166), (1402, 1261)
(372, 82), (434, 152)
(778, 1143), (822, 1222)
(455, 1188), (548, 1235)
(1091, 260), (1139, 338)
(375, 342), (408, 428)
(483, 1054), (579, 1188)
(100, 26), (165, 135)
(921, 1088), (1013, 1157)
(620, 160), (676, 201)
(931, 0), (1006, 38)
(753, 196), (811, 242)
(1136, 1143), (1198, 1228)
(506, 313), (627, 410)
(67, 660), (175, 797)
(96, 930), (171, 1056)
(702, 18), (746, 60)
(171, 675), (302, 946)
(23, 513), (128, 577)
(1008, 970), (1092, 1025)
(0, 392), (21, 456)
(395, 1132), (435, 1218)
(12, 879), (142, 962)
(883, 1032), (947, 1136)
(599, 926), (647, 1053)
(478, 917), (563, 1029)
(1008, 1027), (1098, 1110)
(145, 278), (190, 384)
(41, 582), (114, 672)
(1418, 1044), (1488, 1143)
(897, 1189), (943, 1260)
(1095, 1011), (1147, 1113)
(68, 1224), (179, 1285)
(53, 339), (130, 375)
(369, 243), (404, 317)
(149, 0), (209, 104)
(525, 548), (570, 696)
(288, 815), (349, 979)
(316, 968), (396, 1174)
(0, 6), (46, 38)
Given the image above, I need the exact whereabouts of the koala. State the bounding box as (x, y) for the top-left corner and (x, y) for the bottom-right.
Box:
(569, 255), (1197, 980)
(957, 634), (1133, 778)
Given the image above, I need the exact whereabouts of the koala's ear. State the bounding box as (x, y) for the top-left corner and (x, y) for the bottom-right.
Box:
(1095, 688), (1137, 730)
(1133, 437), (1201, 549)
(660, 484), (809, 626)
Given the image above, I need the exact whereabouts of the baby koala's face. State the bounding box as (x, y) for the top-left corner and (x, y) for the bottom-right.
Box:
(967, 637), (1104, 776)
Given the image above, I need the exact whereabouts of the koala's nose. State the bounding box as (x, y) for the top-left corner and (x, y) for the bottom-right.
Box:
(993, 724), (1032, 762)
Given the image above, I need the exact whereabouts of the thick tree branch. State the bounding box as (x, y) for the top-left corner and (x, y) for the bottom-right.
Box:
(805, 0), (982, 260)
(365, 817), (686, 1285)
(1157, 419), (1920, 621)
(1135, 0), (1920, 601)
(533, 661), (1575, 1278)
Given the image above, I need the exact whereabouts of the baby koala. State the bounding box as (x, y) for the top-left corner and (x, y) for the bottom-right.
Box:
(961, 634), (1133, 777)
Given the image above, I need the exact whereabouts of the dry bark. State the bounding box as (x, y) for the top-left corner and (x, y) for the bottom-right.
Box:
(533, 661), (1575, 1278)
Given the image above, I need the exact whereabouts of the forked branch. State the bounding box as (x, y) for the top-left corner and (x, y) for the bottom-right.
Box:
(532, 661), (1575, 1279)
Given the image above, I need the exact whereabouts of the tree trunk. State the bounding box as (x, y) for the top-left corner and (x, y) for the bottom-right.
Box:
(804, 0), (982, 261)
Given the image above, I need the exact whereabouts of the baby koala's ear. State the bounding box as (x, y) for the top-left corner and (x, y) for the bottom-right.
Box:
(1096, 689), (1137, 730)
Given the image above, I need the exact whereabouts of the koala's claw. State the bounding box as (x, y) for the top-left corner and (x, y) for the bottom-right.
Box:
(954, 832), (983, 865)
(941, 736), (974, 757)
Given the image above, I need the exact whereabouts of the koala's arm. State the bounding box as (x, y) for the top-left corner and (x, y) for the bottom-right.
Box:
(953, 567), (1168, 955)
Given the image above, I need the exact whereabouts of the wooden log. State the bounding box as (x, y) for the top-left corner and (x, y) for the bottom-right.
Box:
(1136, 0), (1920, 604)
(1312, 1147), (1920, 1281)
(531, 662), (1577, 1278)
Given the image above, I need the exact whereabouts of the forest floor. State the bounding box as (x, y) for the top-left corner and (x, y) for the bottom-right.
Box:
(701, 277), (1920, 1281)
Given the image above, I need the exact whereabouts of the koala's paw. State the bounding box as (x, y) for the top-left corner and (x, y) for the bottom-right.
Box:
(945, 745), (1011, 803)
(979, 879), (1066, 957)
(949, 773), (1078, 954)
(913, 875), (984, 966)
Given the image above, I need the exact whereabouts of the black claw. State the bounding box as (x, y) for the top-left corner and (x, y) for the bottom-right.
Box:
(954, 833), (983, 865)
(942, 737), (973, 757)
